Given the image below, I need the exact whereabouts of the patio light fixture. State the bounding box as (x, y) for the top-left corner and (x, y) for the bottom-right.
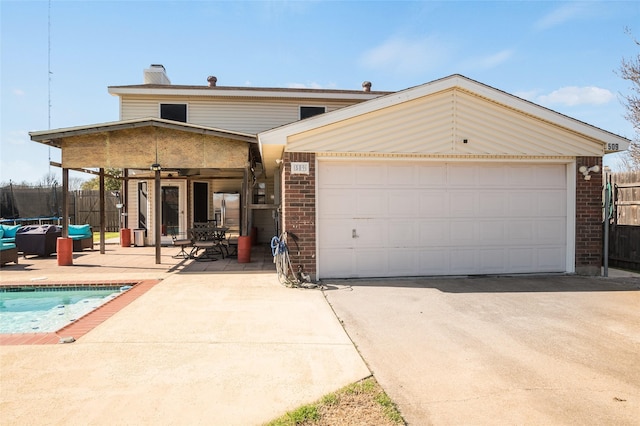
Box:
(578, 165), (600, 181)
(150, 163), (162, 171)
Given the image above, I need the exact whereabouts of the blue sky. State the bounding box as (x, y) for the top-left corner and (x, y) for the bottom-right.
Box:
(1, 0), (639, 184)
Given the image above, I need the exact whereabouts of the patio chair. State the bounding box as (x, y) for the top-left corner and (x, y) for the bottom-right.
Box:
(171, 230), (194, 259)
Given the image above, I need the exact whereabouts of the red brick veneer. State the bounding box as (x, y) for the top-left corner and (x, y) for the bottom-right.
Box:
(281, 152), (317, 279)
(575, 156), (603, 275)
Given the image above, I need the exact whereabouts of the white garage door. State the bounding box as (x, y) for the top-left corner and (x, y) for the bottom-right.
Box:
(318, 161), (568, 278)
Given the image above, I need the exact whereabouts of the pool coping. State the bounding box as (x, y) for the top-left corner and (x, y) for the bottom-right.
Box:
(0, 279), (160, 345)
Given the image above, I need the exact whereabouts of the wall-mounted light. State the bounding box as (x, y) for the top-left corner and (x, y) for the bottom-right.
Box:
(150, 163), (161, 171)
(578, 165), (600, 180)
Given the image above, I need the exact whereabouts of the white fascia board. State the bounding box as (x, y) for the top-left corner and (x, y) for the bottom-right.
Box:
(108, 86), (384, 101)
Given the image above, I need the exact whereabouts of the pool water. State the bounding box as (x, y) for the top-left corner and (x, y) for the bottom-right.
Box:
(0, 287), (127, 333)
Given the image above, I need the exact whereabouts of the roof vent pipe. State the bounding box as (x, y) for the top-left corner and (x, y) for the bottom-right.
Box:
(362, 81), (372, 92)
(207, 76), (217, 87)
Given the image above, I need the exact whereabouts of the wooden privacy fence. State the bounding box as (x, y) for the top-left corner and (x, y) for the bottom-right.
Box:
(73, 190), (120, 232)
(606, 171), (640, 271)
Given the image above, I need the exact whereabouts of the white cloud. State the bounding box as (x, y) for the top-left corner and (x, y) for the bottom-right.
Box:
(359, 36), (451, 75)
(537, 86), (614, 106)
(13, 89), (25, 96)
(465, 49), (515, 70)
(534, 3), (588, 31)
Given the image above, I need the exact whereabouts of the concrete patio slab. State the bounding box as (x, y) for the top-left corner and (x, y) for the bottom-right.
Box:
(0, 247), (370, 425)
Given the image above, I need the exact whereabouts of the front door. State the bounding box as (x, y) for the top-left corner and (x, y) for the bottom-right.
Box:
(162, 186), (180, 236)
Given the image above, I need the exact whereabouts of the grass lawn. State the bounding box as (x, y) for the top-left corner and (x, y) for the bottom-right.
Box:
(94, 231), (120, 241)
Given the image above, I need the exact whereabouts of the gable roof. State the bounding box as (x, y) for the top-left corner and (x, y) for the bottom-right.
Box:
(30, 117), (257, 147)
(259, 74), (630, 159)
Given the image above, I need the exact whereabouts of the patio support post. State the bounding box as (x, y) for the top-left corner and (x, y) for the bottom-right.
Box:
(123, 169), (129, 229)
(99, 168), (106, 254)
(243, 166), (250, 236)
(154, 168), (161, 264)
(62, 167), (69, 238)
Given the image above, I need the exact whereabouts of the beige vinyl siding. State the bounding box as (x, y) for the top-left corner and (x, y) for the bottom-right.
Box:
(286, 88), (603, 157)
(119, 96), (357, 134)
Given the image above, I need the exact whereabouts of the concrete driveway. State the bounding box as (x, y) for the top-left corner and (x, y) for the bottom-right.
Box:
(324, 274), (640, 425)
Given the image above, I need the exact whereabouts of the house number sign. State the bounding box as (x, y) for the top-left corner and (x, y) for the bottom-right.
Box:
(291, 162), (310, 174)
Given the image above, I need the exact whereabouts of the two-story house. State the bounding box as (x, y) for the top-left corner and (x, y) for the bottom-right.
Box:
(30, 65), (630, 279)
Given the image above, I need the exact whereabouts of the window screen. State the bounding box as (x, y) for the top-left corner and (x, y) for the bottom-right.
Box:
(160, 104), (187, 122)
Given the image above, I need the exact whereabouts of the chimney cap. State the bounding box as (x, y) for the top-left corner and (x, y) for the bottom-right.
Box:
(362, 81), (372, 92)
(207, 75), (217, 87)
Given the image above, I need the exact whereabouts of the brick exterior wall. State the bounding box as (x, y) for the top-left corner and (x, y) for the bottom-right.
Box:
(575, 156), (603, 275)
(281, 152), (317, 279)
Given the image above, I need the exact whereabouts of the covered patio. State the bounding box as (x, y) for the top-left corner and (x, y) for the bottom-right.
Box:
(29, 118), (266, 264)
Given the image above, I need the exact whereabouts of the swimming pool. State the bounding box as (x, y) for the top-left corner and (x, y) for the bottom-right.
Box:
(0, 286), (131, 333)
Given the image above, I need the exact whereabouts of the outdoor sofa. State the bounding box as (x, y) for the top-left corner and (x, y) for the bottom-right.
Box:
(0, 224), (20, 265)
(68, 224), (94, 251)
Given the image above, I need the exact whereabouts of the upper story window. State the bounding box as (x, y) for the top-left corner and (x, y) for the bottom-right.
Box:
(160, 103), (187, 122)
(300, 106), (326, 120)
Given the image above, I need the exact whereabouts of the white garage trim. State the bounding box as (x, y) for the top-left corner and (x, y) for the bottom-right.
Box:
(316, 157), (575, 279)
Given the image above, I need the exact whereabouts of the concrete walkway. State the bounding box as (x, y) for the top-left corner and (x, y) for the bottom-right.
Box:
(0, 245), (370, 425)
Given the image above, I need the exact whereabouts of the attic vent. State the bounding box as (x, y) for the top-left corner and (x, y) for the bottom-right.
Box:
(143, 64), (171, 85)
(207, 76), (217, 87)
(362, 81), (372, 92)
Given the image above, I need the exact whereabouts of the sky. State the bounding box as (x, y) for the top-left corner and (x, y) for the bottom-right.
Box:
(1, 0), (639, 185)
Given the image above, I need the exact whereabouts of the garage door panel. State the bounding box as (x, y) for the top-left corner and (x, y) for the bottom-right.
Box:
(319, 248), (354, 277)
(450, 192), (478, 217)
(354, 219), (386, 248)
(509, 248), (537, 272)
(538, 247), (565, 271)
(318, 219), (353, 248)
(538, 191), (567, 216)
(450, 221), (477, 245)
(478, 220), (506, 243)
(418, 165), (447, 186)
(388, 164), (415, 186)
(419, 191), (448, 217)
(419, 249), (451, 275)
(507, 220), (534, 242)
(477, 165), (509, 187)
(389, 191), (419, 217)
(419, 220), (449, 245)
(450, 249), (478, 274)
(536, 165), (567, 187)
(319, 190), (354, 216)
(449, 164), (476, 186)
(318, 161), (568, 278)
(479, 192), (507, 217)
(355, 164), (386, 186)
(508, 192), (536, 216)
(480, 248), (507, 273)
(535, 219), (566, 244)
(389, 220), (419, 247)
(355, 249), (388, 277)
(321, 163), (354, 186)
(356, 190), (387, 217)
(389, 250), (418, 275)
